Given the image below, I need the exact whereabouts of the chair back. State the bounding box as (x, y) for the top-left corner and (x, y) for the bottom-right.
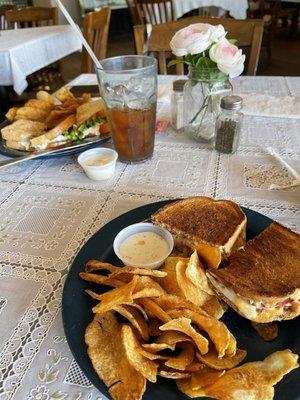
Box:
(0, 5), (15, 30)
(134, 17), (264, 75)
(126, 0), (141, 25)
(81, 7), (111, 73)
(134, 0), (175, 24)
(5, 6), (57, 28)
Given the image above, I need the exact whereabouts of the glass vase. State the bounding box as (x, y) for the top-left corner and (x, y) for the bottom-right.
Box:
(183, 66), (232, 142)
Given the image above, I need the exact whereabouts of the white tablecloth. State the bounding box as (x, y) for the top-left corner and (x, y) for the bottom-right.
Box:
(0, 25), (82, 94)
(173, 0), (248, 19)
(0, 74), (299, 400)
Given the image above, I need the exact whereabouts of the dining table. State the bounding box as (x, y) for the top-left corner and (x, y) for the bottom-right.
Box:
(0, 73), (299, 400)
(0, 25), (82, 95)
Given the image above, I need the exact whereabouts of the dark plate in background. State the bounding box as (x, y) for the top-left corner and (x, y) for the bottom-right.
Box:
(62, 200), (300, 400)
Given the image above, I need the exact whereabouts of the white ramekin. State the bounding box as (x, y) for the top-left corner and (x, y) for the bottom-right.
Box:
(113, 222), (174, 269)
(77, 148), (118, 181)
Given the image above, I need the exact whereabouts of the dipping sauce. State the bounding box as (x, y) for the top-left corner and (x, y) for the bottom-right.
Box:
(85, 155), (114, 167)
(119, 231), (170, 264)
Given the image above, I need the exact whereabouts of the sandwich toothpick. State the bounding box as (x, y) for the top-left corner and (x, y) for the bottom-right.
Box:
(54, 0), (102, 70)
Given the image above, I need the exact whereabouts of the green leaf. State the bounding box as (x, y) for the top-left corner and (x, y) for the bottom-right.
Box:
(228, 38), (237, 45)
(167, 59), (183, 67)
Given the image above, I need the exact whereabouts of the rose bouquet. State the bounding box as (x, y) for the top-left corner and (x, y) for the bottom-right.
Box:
(168, 23), (246, 141)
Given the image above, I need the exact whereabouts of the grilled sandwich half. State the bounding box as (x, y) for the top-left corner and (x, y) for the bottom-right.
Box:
(207, 222), (300, 323)
(151, 197), (246, 269)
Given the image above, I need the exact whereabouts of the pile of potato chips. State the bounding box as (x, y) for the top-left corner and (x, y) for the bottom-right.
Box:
(80, 252), (299, 400)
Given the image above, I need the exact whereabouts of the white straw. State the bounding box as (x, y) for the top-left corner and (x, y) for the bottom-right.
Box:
(266, 147), (300, 180)
(54, 0), (102, 69)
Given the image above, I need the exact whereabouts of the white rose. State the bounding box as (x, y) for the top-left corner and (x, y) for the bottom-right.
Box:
(209, 39), (246, 78)
(170, 23), (225, 57)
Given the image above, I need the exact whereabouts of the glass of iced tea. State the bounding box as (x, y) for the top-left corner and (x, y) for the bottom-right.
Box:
(96, 56), (157, 163)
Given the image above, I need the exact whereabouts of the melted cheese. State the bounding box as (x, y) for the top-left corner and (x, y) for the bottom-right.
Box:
(222, 217), (246, 254)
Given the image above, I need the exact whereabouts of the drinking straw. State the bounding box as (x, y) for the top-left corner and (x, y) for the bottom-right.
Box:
(54, 0), (102, 69)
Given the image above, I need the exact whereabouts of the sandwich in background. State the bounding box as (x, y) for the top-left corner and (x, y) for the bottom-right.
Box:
(207, 222), (300, 323)
(1, 120), (46, 151)
(152, 197), (246, 269)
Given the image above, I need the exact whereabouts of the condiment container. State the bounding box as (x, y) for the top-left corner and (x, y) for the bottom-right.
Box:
(113, 222), (174, 269)
(77, 148), (118, 181)
(215, 95), (243, 154)
(171, 79), (187, 131)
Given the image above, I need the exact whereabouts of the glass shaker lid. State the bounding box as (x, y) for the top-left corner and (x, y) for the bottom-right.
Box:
(221, 95), (243, 110)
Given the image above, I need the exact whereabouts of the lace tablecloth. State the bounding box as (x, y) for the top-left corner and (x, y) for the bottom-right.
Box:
(0, 26), (82, 94)
(0, 74), (299, 400)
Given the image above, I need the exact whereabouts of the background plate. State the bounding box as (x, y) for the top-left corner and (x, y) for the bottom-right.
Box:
(62, 200), (300, 400)
(0, 119), (111, 158)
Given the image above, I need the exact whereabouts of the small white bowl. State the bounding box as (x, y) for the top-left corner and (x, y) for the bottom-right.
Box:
(78, 148), (118, 181)
(113, 222), (174, 269)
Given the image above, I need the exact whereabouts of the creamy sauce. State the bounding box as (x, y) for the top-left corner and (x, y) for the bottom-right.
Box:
(119, 231), (169, 264)
(85, 155), (114, 167)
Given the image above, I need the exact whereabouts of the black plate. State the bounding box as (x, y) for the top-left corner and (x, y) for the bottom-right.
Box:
(0, 119), (111, 158)
(62, 200), (300, 400)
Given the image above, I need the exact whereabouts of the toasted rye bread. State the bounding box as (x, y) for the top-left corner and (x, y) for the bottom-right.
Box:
(207, 222), (300, 322)
(151, 197), (246, 269)
(76, 99), (106, 127)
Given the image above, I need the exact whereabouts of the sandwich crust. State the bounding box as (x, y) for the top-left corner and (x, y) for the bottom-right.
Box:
(209, 222), (300, 300)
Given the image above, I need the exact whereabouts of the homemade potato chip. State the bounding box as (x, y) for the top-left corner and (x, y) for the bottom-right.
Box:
(137, 348), (167, 361)
(160, 317), (209, 355)
(176, 260), (225, 319)
(197, 348), (247, 370)
(133, 276), (165, 299)
(154, 294), (208, 316)
(55, 86), (77, 103)
(92, 277), (137, 314)
(185, 361), (203, 372)
(176, 378), (206, 398)
(159, 369), (191, 380)
(139, 298), (171, 323)
(85, 260), (119, 274)
(204, 350), (299, 400)
(190, 365), (225, 390)
(113, 304), (149, 341)
(148, 318), (162, 337)
(159, 257), (187, 297)
(168, 309), (231, 358)
(36, 90), (53, 102)
(5, 107), (18, 121)
(165, 342), (195, 371)
(124, 302), (149, 321)
(225, 332), (237, 357)
(143, 343), (174, 353)
(121, 325), (158, 383)
(110, 267), (167, 279)
(251, 321), (278, 342)
(156, 331), (192, 348)
(185, 251), (214, 295)
(80, 272), (124, 288)
(85, 312), (146, 400)
(15, 106), (48, 122)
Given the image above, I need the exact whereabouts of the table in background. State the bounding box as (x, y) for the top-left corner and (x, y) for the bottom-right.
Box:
(173, 0), (248, 19)
(0, 74), (299, 399)
(0, 25), (82, 94)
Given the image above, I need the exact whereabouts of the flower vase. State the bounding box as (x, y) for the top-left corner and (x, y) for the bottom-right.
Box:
(183, 66), (232, 142)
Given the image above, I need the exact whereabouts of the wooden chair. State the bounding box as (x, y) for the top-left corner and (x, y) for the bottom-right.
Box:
(134, 17), (264, 75)
(126, 0), (141, 25)
(134, 0), (175, 24)
(0, 5), (15, 30)
(5, 6), (57, 29)
(81, 7), (111, 73)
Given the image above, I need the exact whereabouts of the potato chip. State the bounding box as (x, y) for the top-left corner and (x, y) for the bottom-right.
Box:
(160, 317), (209, 355)
(190, 365), (225, 390)
(156, 331), (192, 349)
(185, 361), (203, 372)
(113, 304), (149, 341)
(138, 348), (167, 361)
(154, 294), (208, 316)
(25, 99), (54, 113)
(82, 93), (92, 103)
(121, 324), (158, 383)
(142, 343), (174, 353)
(55, 86), (77, 103)
(197, 348), (247, 370)
(225, 332), (237, 357)
(176, 378), (206, 398)
(185, 251), (214, 295)
(85, 312), (146, 400)
(138, 298), (171, 323)
(85, 260), (119, 274)
(15, 106), (48, 122)
(168, 309), (230, 358)
(159, 257), (187, 297)
(148, 318), (162, 337)
(133, 276), (165, 299)
(204, 350), (299, 400)
(36, 90), (53, 102)
(159, 369), (191, 380)
(92, 277), (137, 314)
(80, 272), (124, 288)
(251, 322), (278, 342)
(110, 267), (167, 279)
(5, 107), (18, 121)
(176, 260), (225, 319)
(165, 342), (195, 371)
(124, 302), (149, 321)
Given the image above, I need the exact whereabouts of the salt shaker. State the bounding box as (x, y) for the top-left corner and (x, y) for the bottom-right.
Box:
(171, 79), (187, 131)
(215, 95), (243, 154)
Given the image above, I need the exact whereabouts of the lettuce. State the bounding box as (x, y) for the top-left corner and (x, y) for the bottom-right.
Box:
(62, 117), (107, 141)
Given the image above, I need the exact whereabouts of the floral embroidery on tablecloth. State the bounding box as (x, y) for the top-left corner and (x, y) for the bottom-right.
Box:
(244, 164), (293, 189)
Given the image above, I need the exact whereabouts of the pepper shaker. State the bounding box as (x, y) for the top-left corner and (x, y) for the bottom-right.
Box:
(171, 79), (187, 131)
(215, 95), (244, 154)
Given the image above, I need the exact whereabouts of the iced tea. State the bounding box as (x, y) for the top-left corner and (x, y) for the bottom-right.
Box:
(107, 103), (156, 162)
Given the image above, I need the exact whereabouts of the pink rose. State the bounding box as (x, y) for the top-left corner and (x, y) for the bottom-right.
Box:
(209, 39), (245, 78)
(170, 23), (226, 57)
